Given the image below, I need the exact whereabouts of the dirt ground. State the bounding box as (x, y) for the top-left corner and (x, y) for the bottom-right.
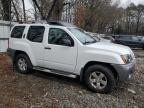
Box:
(0, 50), (144, 108)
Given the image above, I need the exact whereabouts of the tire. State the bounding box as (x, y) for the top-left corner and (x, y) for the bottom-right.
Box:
(84, 64), (116, 93)
(143, 46), (144, 50)
(15, 53), (33, 74)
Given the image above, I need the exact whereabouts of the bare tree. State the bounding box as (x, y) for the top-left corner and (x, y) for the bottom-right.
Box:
(125, 3), (144, 35)
(1, 0), (11, 21)
(135, 5), (144, 34)
(47, 0), (64, 21)
(12, 0), (19, 22)
(32, 1), (38, 21)
(21, 0), (26, 22)
(46, 0), (57, 21)
(32, 0), (45, 20)
(31, 0), (64, 21)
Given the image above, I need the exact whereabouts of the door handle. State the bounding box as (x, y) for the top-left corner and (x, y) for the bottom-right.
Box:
(44, 47), (51, 50)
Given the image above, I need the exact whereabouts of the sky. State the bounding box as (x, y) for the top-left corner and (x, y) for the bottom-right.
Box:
(114, 0), (144, 8)
(25, 0), (33, 10)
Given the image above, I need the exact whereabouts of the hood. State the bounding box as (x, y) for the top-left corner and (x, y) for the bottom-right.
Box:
(100, 38), (111, 43)
(86, 42), (132, 55)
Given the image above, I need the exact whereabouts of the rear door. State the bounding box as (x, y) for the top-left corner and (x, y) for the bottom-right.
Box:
(26, 25), (45, 66)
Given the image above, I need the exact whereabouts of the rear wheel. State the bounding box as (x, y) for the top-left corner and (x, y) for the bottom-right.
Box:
(15, 54), (33, 74)
(84, 64), (116, 93)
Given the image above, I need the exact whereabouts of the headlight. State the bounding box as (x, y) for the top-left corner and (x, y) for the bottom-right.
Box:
(121, 54), (133, 64)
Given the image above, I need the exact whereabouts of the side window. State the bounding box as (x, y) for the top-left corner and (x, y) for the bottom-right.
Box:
(132, 37), (139, 41)
(11, 26), (25, 38)
(48, 28), (74, 46)
(27, 26), (45, 43)
(119, 36), (131, 40)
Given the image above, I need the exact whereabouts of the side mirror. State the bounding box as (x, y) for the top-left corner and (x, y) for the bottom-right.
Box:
(61, 38), (73, 47)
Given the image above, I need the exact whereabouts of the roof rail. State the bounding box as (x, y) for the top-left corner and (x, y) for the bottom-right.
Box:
(47, 21), (63, 26)
(47, 21), (76, 27)
(16, 20), (76, 27)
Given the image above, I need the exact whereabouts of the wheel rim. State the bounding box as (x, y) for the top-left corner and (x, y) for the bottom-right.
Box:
(18, 58), (27, 71)
(89, 71), (107, 89)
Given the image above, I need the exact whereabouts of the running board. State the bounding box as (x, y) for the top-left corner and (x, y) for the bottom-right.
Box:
(33, 67), (77, 78)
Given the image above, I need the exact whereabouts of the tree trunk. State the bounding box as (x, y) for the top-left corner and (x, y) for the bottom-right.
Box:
(32, 0), (45, 20)
(126, 11), (130, 34)
(1, 0), (11, 21)
(12, 0), (19, 22)
(47, 0), (64, 21)
(33, 2), (38, 21)
(46, 0), (57, 21)
(21, 0), (26, 22)
(136, 12), (140, 34)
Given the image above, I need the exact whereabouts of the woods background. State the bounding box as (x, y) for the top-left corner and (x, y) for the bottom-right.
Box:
(0, 0), (144, 35)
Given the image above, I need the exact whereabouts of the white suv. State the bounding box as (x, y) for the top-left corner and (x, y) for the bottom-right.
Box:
(7, 22), (136, 93)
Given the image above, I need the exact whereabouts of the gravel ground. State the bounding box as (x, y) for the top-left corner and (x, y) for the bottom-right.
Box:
(0, 50), (144, 108)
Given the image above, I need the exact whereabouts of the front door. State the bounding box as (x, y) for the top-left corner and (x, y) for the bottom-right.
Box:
(44, 28), (78, 73)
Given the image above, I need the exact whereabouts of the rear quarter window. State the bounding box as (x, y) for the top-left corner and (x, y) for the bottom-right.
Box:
(27, 26), (45, 43)
(11, 26), (25, 38)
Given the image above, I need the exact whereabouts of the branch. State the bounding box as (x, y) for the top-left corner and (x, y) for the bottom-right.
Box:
(46, 0), (57, 21)
(12, 0), (19, 22)
(32, 0), (45, 19)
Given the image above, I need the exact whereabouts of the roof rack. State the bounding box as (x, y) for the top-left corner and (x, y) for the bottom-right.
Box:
(47, 21), (63, 26)
(47, 21), (76, 27)
(18, 20), (76, 27)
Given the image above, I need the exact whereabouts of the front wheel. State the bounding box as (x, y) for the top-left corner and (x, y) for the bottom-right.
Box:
(84, 65), (116, 93)
(15, 54), (33, 74)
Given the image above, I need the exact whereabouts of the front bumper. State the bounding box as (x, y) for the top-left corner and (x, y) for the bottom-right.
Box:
(111, 60), (136, 81)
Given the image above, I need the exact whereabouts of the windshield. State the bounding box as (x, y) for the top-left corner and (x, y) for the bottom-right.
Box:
(68, 28), (98, 44)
